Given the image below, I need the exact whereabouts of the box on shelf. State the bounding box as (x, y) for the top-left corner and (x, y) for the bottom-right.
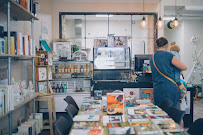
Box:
(37, 67), (47, 81)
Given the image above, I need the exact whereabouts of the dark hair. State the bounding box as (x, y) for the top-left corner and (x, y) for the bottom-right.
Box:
(156, 37), (168, 48)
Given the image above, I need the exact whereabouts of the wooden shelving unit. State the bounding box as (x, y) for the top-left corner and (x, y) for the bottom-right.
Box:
(0, 0), (38, 21)
(0, 0), (39, 134)
(35, 51), (53, 94)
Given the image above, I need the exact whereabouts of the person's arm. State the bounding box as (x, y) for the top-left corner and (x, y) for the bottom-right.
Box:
(172, 56), (187, 71)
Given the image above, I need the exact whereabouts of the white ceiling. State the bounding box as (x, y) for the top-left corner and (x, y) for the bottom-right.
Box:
(52, 0), (160, 3)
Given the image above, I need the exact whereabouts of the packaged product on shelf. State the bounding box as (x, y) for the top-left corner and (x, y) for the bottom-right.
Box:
(68, 64), (71, 73)
(87, 64), (90, 72)
(61, 64), (65, 73)
(83, 64), (87, 73)
(65, 64), (68, 73)
(64, 83), (67, 93)
(80, 64), (84, 73)
(77, 64), (80, 73)
(55, 64), (58, 73)
(74, 64), (77, 73)
(58, 64), (62, 73)
(71, 64), (74, 73)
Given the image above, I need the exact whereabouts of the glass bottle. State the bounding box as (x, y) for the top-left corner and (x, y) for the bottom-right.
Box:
(55, 64), (58, 73)
(74, 64), (77, 73)
(87, 64), (90, 73)
(60, 84), (64, 93)
(83, 64), (87, 73)
(52, 82), (56, 93)
(80, 64), (84, 73)
(67, 64), (71, 73)
(77, 64), (80, 73)
(56, 84), (60, 93)
(71, 64), (74, 73)
(64, 84), (67, 93)
(58, 64), (62, 73)
(65, 63), (68, 73)
(61, 63), (65, 73)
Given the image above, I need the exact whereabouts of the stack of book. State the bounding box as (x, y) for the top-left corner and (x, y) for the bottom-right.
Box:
(14, 0), (36, 15)
(70, 115), (102, 135)
(3, 32), (36, 56)
(0, 85), (16, 116)
(16, 113), (43, 135)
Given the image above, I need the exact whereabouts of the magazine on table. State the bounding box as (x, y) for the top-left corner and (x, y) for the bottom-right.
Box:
(133, 123), (162, 135)
(103, 115), (125, 126)
(73, 122), (100, 129)
(146, 109), (168, 116)
(127, 108), (146, 115)
(73, 115), (101, 122)
(108, 127), (135, 135)
(127, 114), (149, 122)
(152, 119), (184, 132)
(70, 126), (103, 135)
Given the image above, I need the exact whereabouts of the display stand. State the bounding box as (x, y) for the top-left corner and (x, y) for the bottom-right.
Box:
(0, 0), (39, 134)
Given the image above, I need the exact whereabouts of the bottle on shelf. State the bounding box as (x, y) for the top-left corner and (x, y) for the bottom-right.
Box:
(55, 64), (58, 73)
(87, 64), (90, 73)
(83, 64), (87, 73)
(56, 84), (60, 93)
(67, 64), (71, 73)
(77, 64), (80, 73)
(74, 64), (77, 73)
(80, 64), (84, 73)
(65, 63), (68, 73)
(64, 84), (67, 93)
(52, 82), (56, 93)
(61, 63), (65, 73)
(60, 84), (64, 93)
(71, 64), (74, 73)
(58, 64), (62, 73)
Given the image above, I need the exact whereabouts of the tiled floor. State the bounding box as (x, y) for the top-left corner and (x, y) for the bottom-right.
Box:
(193, 98), (203, 121)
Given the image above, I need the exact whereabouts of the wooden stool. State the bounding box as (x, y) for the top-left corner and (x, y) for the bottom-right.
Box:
(35, 95), (56, 135)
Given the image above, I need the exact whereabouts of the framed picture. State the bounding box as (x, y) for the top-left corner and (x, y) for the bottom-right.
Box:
(123, 88), (140, 99)
(140, 88), (154, 103)
(114, 36), (128, 47)
(94, 39), (108, 47)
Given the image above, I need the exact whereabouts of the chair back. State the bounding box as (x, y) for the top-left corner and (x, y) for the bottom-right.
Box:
(188, 118), (203, 135)
(167, 107), (185, 124)
(65, 104), (78, 118)
(54, 116), (73, 135)
(64, 96), (79, 110)
(159, 98), (173, 112)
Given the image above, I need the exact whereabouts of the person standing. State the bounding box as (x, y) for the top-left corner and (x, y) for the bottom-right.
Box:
(149, 37), (187, 107)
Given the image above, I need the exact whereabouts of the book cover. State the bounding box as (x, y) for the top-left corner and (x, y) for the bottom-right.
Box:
(140, 88), (154, 103)
(107, 93), (124, 115)
(146, 109), (168, 116)
(127, 114), (149, 122)
(123, 88), (140, 99)
(40, 40), (51, 51)
(73, 122), (99, 129)
(127, 108), (146, 115)
(37, 82), (47, 94)
(134, 123), (162, 135)
(108, 127), (135, 135)
(103, 115), (125, 126)
(73, 115), (101, 122)
(4, 31), (17, 55)
(37, 67), (47, 81)
(152, 119), (184, 132)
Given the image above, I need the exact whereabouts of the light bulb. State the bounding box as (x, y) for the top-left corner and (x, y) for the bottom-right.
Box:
(171, 18), (181, 29)
(156, 17), (164, 29)
(140, 17), (148, 29)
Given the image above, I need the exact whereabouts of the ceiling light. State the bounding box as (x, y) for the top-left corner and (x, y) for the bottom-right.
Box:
(171, 18), (181, 29)
(140, 17), (148, 29)
(156, 17), (164, 29)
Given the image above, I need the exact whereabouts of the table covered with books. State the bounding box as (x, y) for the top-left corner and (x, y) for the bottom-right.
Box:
(69, 91), (189, 135)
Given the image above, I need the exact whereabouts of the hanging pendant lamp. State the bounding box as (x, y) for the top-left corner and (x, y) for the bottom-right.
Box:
(171, 0), (181, 29)
(140, 0), (148, 29)
(156, 0), (164, 29)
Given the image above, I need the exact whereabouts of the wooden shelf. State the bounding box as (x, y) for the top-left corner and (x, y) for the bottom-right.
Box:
(0, 93), (39, 120)
(35, 65), (49, 67)
(0, 0), (38, 21)
(0, 54), (36, 59)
